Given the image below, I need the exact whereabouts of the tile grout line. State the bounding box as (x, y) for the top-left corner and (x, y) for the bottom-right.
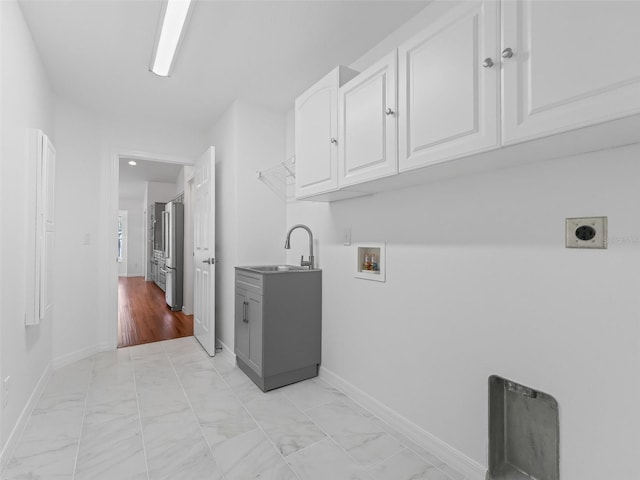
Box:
(365, 414), (461, 480)
(212, 357), (378, 478)
(286, 395), (383, 476)
(296, 384), (462, 479)
(287, 389), (400, 473)
(208, 355), (303, 480)
(70, 357), (96, 480)
(164, 344), (229, 480)
(130, 347), (152, 480)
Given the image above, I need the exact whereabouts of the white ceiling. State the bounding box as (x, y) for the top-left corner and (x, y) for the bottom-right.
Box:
(19, 0), (429, 132)
(119, 157), (183, 200)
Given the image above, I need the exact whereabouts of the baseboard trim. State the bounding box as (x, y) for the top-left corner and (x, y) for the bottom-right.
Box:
(0, 361), (53, 469)
(319, 366), (486, 480)
(52, 342), (111, 370)
(215, 338), (234, 361)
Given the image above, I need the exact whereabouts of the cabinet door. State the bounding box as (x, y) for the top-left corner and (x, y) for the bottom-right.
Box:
(295, 68), (340, 198)
(398, 0), (499, 172)
(502, 0), (640, 144)
(338, 51), (397, 187)
(39, 134), (55, 321)
(234, 289), (250, 364)
(246, 291), (263, 374)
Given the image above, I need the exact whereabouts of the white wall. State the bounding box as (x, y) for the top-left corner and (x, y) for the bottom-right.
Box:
(0, 0), (54, 458)
(290, 145), (640, 480)
(208, 100), (287, 351)
(209, 102), (238, 349)
(285, 3), (640, 476)
(52, 96), (205, 358)
(52, 100), (104, 362)
(119, 199), (144, 276)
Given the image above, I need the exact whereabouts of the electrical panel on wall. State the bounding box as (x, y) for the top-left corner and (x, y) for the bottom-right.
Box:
(25, 129), (56, 326)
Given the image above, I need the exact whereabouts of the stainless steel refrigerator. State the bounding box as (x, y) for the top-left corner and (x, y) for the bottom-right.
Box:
(163, 201), (184, 311)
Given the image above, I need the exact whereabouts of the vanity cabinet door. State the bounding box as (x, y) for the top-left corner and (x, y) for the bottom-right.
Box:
(234, 288), (250, 366)
(246, 291), (263, 374)
(234, 286), (263, 375)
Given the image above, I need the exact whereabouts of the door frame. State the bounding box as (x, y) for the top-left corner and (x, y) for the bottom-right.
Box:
(117, 210), (128, 277)
(108, 149), (193, 350)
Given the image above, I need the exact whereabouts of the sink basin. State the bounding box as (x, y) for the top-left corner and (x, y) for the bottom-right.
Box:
(244, 265), (311, 272)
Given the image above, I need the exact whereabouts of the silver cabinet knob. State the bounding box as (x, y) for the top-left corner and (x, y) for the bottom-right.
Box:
(330, 137), (337, 144)
(385, 107), (395, 116)
(501, 47), (514, 59)
(482, 57), (494, 68)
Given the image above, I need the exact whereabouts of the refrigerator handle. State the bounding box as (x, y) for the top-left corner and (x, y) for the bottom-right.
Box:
(163, 210), (170, 259)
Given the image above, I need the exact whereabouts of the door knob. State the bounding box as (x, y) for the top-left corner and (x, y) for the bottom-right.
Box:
(501, 47), (514, 59)
(202, 258), (215, 265)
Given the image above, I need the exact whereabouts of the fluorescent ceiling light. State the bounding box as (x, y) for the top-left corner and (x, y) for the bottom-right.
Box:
(128, 160), (137, 166)
(150, 0), (192, 77)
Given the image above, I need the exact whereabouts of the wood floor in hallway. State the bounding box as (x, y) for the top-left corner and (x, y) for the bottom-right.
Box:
(118, 276), (193, 348)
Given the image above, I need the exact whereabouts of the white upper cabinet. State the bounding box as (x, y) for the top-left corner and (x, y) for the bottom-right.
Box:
(398, 0), (499, 173)
(501, 0), (640, 144)
(338, 51), (398, 187)
(294, 0), (640, 201)
(295, 66), (358, 199)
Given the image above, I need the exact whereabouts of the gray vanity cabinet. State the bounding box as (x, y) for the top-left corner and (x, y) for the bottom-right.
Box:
(234, 267), (322, 392)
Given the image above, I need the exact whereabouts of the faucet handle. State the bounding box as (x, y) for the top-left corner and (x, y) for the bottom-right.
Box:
(300, 255), (314, 269)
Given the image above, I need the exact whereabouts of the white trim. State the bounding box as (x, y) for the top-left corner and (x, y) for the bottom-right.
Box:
(216, 338), (234, 359)
(0, 362), (53, 469)
(52, 342), (111, 370)
(319, 365), (487, 480)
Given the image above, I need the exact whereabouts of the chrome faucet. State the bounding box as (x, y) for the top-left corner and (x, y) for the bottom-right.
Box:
(284, 224), (314, 269)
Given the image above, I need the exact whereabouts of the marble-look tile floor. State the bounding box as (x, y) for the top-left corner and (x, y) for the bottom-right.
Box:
(2, 337), (468, 480)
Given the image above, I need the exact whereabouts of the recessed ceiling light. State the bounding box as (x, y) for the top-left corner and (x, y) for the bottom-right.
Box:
(150, 0), (193, 77)
(128, 160), (137, 166)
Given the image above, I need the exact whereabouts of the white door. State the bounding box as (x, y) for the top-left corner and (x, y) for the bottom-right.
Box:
(193, 147), (216, 356)
(398, 0), (499, 172)
(338, 50), (398, 188)
(501, 0), (640, 145)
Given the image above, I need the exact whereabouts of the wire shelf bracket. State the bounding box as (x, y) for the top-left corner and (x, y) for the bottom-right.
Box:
(256, 156), (296, 201)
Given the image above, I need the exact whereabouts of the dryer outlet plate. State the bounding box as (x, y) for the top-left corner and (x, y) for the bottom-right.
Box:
(565, 217), (607, 249)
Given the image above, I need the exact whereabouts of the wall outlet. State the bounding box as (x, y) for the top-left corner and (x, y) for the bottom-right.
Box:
(2, 376), (10, 407)
(566, 217), (607, 249)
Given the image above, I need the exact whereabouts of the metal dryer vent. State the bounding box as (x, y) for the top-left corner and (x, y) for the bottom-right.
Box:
(487, 376), (559, 480)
